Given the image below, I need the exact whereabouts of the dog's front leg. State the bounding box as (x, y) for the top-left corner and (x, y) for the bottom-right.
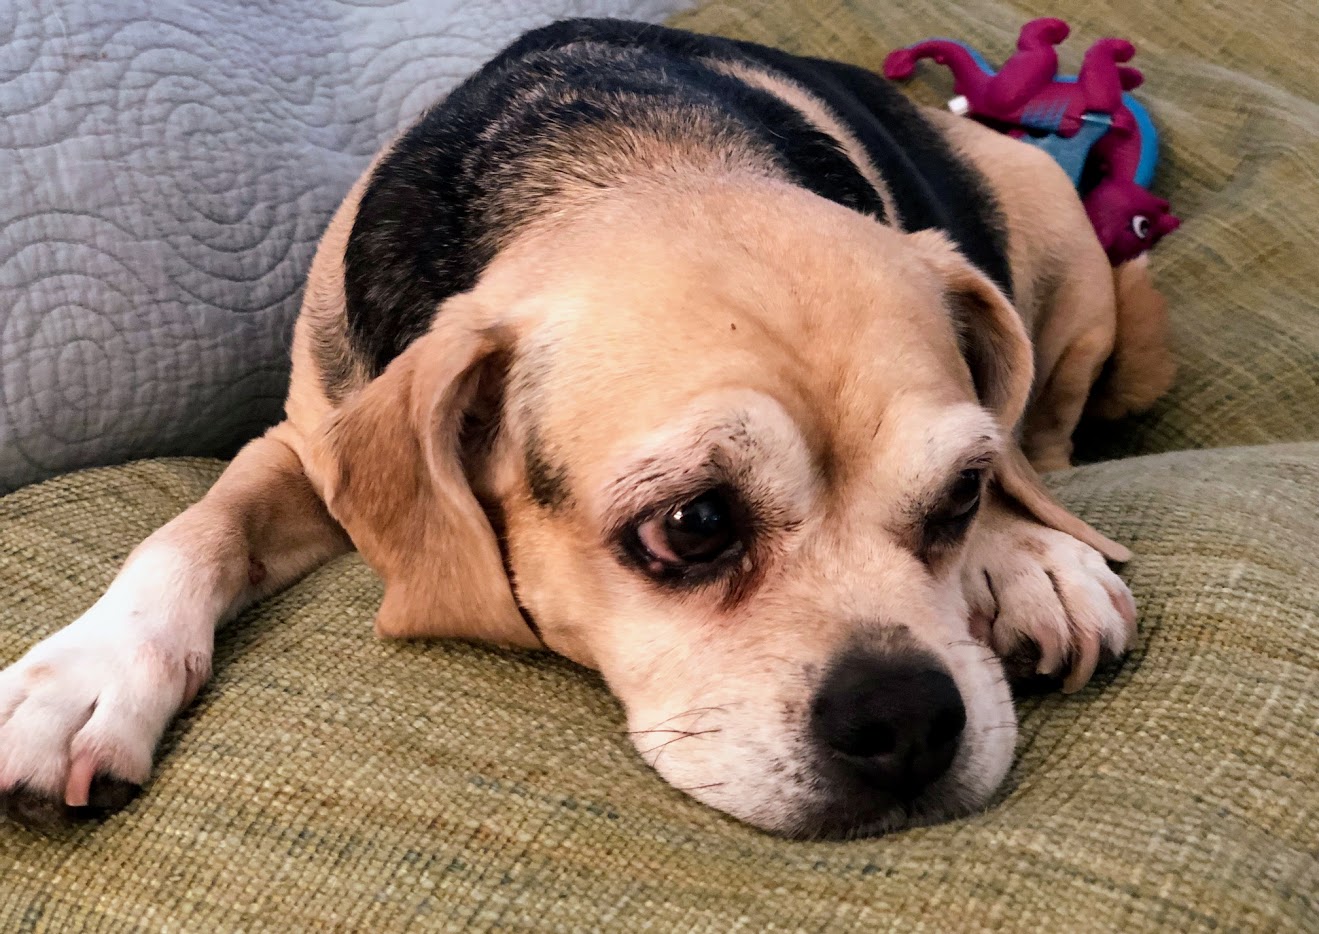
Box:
(0, 425), (349, 826)
(961, 489), (1138, 692)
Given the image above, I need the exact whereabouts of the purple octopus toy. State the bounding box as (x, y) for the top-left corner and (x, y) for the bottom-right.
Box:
(884, 18), (1179, 264)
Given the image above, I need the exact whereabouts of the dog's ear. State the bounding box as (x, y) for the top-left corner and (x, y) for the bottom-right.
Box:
(313, 295), (539, 646)
(911, 230), (1131, 563)
(908, 230), (1035, 430)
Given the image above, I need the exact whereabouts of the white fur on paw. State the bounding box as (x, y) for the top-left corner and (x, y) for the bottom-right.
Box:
(963, 525), (1137, 692)
(0, 553), (212, 811)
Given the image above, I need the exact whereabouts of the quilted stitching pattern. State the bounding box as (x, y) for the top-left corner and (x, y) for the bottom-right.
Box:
(0, 0), (693, 495)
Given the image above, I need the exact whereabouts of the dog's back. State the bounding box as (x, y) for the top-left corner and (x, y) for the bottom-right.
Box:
(327, 20), (1014, 385)
(0, 19), (1170, 834)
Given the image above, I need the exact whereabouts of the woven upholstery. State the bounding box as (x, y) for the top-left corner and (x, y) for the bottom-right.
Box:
(4, 0), (1319, 930)
(1, 451), (1316, 931)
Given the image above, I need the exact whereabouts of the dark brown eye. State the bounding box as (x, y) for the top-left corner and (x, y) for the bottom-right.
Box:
(635, 489), (741, 568)
(944, 469), (983, 521)
(920, 467), (984, 560)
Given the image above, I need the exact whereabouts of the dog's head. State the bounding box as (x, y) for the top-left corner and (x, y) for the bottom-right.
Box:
(314, 177), (1117, 837)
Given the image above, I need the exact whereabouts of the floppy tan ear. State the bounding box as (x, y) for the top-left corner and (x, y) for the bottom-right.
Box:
(910, 230), (1132, 563)
(313, 297), (539, 647)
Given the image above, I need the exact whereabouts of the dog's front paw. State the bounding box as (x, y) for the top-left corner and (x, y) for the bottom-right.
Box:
(0, 601), (209, 829)
(963, 521), (1137, 693)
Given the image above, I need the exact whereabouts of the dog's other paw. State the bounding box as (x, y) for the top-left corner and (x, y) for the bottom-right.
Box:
(0, 588), (210, 830)
(963, 520), (1137, 693)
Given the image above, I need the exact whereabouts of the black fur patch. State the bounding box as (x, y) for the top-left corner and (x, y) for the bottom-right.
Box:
(343, 18), (1013, 376)
(524, 426), (572, 510)
(777, 55), (1013, 298)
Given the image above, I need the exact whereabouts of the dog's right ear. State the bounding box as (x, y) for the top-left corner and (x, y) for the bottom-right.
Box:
(909, 229), (1132, 563)
(313, 295), (538, 648)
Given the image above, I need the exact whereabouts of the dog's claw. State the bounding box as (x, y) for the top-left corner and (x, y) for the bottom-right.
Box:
(65, 754), (96, 807)
(2, 775), (140, 831)
(1062, 629), (1102, 694)
(965, 520), (1137, 694)
(1034, 625), (1067, 677)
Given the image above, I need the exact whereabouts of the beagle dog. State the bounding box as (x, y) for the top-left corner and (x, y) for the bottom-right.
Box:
(0, 20), (1173, 838)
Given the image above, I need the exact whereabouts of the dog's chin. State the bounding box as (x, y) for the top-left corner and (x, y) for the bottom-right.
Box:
(629, 642), (1018, 838)
(776, 773), (988, 841)
(651, 701), (1018, 839)
(658, 734), (1010, 840)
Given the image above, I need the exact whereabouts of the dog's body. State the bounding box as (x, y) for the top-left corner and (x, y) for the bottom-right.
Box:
(0, 21), (1172, 836)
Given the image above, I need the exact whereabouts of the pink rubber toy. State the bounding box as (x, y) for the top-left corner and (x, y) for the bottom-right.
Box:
(884, 19), (1179, 264)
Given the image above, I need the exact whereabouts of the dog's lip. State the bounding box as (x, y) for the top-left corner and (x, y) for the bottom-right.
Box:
(777, 763), (981, 840)
(782, 793), (971, 840)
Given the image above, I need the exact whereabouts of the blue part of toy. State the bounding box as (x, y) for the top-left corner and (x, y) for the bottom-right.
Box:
(1022, 112), (1112, 186)
(1123, 94), (1160, 188)
(920, 39), (1161, 191)
(1047, 76), (1160, 188)
(1019, 100), (1070, 133)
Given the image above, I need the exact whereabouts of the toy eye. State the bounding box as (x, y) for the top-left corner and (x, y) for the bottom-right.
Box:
(1131, 215), (1151, 240)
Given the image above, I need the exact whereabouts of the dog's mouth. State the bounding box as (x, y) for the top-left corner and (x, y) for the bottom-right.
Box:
(777, 760), (988, 840)
(655, 746), (997, 840)
(623, 634), (1018, 838)
(630, 711), (1014, 839)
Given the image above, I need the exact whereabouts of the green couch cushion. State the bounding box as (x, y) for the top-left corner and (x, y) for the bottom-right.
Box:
(2, 450), (1315, 931)
(670, 0), (1319, 461)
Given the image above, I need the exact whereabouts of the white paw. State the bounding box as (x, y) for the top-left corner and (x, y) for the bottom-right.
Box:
(963, 524), (1137, 692)
(0, 555), (212, 826)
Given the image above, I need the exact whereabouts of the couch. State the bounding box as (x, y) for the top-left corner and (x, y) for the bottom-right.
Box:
(2, 0), (1316, 930)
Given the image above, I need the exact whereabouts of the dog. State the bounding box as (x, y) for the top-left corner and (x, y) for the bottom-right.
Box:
(0, 19), (1174, 838)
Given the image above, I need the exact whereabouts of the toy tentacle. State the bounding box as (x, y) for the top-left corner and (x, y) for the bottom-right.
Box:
(1017, 18), (1070, 51)
(1118, 65), (1144, 91)
(1078, 38), (1138, 114)
(1092, 128), (1144, 180)
(987, 49), (1062, 115)
(882, 40), (993, 100)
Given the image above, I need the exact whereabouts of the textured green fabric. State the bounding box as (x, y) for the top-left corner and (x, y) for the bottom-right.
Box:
(1, 451), (1316, 931)
(671, 0), (1319, 461)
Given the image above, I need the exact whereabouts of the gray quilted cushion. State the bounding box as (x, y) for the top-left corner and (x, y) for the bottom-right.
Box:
(0, 0), (692, 494)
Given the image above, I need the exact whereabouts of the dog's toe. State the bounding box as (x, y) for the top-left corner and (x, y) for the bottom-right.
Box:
(1, 774), (141, 832)
(967, 524), (1137, 693)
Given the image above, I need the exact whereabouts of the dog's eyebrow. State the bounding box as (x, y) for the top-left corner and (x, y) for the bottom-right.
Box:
(905, 436), (998, 517)
(599, 422), (756, 527)
(602, 447), (725, 526)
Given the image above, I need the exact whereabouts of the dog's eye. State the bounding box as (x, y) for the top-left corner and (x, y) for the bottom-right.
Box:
(636, 489), (741, 568)
(920, 468), (984, 561)
(944, 469), (983, 520)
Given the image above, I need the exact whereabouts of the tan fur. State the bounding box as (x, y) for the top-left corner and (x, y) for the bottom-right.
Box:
(153, 424), (352, 608)
(309, 296), (538, 647)
(286, 144), (400, 434)
(0, 58), (1172, 835)
(1085, 255), (1177, 420)
(705, 60), (901, 225)
(921, 109), (1174, 476)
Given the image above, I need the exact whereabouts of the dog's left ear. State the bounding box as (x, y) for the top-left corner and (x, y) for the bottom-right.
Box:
(910, 230), (1131, 563)
(313, 294), (540, 647)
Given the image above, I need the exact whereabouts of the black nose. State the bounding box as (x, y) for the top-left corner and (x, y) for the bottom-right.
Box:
(811, 652), (967, 799)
